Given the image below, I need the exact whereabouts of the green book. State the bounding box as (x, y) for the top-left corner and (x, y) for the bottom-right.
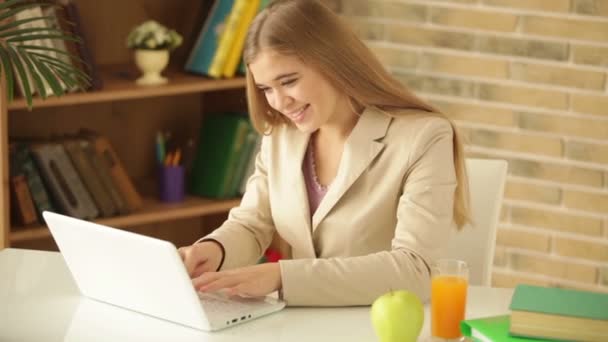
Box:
(509, 284), (608, 341)
(510, 284), (608, 320)
(189, 114), (249, 198)
(461, 315), (554, 342)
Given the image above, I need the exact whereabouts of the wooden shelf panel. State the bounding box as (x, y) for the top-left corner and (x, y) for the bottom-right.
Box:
(10, 196), (241, 243)
(7, 65), (246, 110)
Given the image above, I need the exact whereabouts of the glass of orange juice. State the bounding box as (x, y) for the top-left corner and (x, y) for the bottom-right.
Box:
(431, 259), (469, 341)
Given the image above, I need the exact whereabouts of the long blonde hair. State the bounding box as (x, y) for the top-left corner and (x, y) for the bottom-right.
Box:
(243, 0), (470, 228)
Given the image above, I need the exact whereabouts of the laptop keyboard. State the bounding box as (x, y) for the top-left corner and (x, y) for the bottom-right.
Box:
(197, 291), (274, 318)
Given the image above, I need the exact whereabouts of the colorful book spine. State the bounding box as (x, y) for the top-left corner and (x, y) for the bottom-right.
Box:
(185, 0), (235, 76)
(208, 0), (249, 78)
(12, 144), (56, 219)
(222, 0), (260, 78)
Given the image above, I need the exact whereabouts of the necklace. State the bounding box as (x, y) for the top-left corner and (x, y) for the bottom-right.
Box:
(309, 135), (329, 192)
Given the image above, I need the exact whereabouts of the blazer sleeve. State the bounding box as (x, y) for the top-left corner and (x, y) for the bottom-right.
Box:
(279, 119), (457, 306)
(199, 136), (276, 270)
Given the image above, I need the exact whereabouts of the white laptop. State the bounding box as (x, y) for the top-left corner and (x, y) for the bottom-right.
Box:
(43, 211), (286, 331)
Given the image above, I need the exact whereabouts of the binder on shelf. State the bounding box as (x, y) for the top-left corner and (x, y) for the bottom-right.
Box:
(208, 0), (250, 78)
(228, 124), (258, 196)
(185, 0), (235, 76)
(189, 114), (249, 198)
(30, 142), (99, 219)
(238, 134), (261, 195)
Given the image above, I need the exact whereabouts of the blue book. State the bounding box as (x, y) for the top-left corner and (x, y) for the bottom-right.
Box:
(185, 0), (235, 75)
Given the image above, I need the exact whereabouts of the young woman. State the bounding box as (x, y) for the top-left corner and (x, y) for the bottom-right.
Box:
(178, 0), (470, 306)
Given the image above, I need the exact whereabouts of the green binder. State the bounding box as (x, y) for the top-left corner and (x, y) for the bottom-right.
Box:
(461, 315), (555, 342)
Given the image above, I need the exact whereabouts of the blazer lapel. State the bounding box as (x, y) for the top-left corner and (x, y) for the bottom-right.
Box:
(312, 108), (391, 232)
(285, 128), (317, 256)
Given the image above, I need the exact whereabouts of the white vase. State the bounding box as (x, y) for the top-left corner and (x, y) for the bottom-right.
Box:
(134, 49), (169, 86)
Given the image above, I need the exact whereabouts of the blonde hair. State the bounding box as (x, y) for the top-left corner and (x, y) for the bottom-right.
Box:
(243, 0), (470, 228)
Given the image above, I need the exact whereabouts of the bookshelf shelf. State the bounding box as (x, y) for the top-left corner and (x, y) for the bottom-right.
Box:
(7, 65), (247, 110)
(10, 196), (241, 243)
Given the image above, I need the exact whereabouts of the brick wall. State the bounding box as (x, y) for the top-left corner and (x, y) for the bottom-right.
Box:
(331, 0), (608, 293)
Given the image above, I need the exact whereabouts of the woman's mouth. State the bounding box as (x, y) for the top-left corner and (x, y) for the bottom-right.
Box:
(287, 104), (309, 123)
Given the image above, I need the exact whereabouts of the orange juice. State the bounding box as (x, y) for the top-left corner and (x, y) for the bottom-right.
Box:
(431, 275), (468, 338)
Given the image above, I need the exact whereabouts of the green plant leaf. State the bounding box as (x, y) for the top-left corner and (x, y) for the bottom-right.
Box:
(6, 46), (33, 108)
(17, 47), (47, 99)
(0, 47), (15, 103)
(30, 53), (64, 97)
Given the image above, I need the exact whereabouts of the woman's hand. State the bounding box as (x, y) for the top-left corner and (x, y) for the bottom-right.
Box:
(193, 263), (282, 298)
(178, 241), (224, 278)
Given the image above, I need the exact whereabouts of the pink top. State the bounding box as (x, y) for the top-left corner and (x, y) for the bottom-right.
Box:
(302, 137), (329, 216)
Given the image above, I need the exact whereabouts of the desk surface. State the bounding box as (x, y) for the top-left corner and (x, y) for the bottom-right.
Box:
(0, 248), (514, 341)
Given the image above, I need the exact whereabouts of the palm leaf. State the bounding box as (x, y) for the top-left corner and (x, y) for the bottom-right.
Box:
(0, 0), (90, 109)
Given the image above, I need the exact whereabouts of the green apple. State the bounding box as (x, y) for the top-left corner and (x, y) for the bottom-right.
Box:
(370, 290), (424, 342)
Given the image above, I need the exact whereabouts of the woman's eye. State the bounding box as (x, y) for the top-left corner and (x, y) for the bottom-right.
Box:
(281, 79), (297, 86)
(261, 87), (272, 94)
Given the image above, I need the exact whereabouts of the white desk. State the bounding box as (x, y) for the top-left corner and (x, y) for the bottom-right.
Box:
(0, 248), (513, 341)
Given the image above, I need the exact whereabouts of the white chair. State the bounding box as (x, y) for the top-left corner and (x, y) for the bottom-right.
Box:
(443, 158), (508, 286)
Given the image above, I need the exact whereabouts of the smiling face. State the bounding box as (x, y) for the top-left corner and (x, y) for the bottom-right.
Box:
(249, 50), (351, 133)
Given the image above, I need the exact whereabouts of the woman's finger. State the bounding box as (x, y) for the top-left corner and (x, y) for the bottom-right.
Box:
(198, 274), (245, 292)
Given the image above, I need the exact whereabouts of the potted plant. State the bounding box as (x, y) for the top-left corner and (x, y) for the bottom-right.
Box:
(0, 0), (90, 109)
(126, 20), (182, 86)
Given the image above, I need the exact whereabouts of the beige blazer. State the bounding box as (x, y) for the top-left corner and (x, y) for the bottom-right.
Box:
(203, 107), (457, 306)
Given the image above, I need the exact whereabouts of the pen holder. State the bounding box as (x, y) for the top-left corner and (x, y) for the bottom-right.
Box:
(158, 165), (185, 203)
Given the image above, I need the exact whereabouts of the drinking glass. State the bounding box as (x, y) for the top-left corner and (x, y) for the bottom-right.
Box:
(430, 259), (469, 341)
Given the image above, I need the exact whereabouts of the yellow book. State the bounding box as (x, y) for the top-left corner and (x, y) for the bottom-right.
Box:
(222, 0), (260, 78)
(208, 0), (249, 78)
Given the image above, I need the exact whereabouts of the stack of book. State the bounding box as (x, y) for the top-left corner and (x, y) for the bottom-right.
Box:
(9, 131), (142, 227)
(461, 284), (608, 341)
(185, 0), (270, 78)
(188, 113), (260, 199)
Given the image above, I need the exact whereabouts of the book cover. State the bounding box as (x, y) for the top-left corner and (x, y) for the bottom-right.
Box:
(30, 143), (99, 219)
(185, 0), (235, 75)
(189, 114), (248, 198)
(510, 284), (608, 320)
(9, 147), (38, 226)
(219, 118), (251, 197)
(238, 134), (261, 195)
(63, 138), (117, 217)
(85, 133), (143, 212)
(11, 143), (56, 220)
(80, 137), (130, 215)
(221, 0), (259, 78)
(237, 0), (271, 75)
(461, 315), (554, 342)
(208, 0), (250, 78)
(228, 124), (257, 196)
(509, 284), (608, 342)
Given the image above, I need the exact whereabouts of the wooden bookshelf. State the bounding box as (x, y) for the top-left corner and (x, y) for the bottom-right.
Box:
(0, 0), (249, 249)
(7, 66), (247, 110)
(10, 196), (241, 243)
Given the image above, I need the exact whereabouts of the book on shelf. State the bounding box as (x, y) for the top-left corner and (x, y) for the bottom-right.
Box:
(220, 0), (259, 78)
(238, 133), (261, 195)
(80, 130), (143, 213)
(189, 113), (251, 198)
(236, 0), (270, 75)
(509, 284), (608, 342)
(9, 146), (39, 226)
(461, 315), (554, 342)
(185, 0), (235, 76)
(78, 135), (131, 215)
(63, 137), (118, 217)
(9, 143), (57, 221)
(29, 142), (100, 220)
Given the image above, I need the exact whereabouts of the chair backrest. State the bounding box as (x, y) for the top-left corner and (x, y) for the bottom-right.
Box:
(443, 158), (508, 286)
